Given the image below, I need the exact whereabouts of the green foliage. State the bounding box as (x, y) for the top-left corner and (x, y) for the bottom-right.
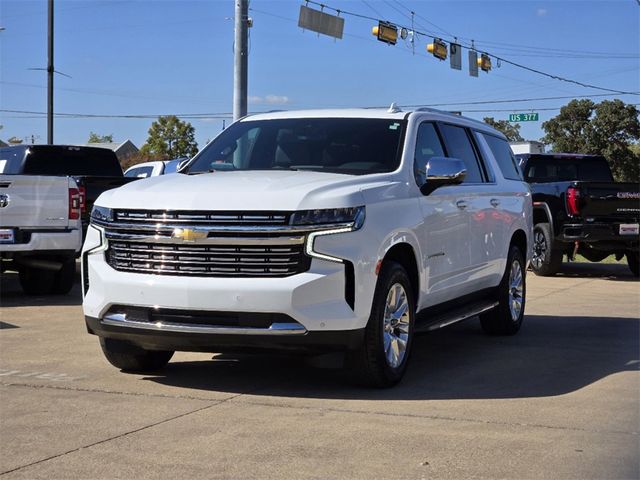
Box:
(140, 115), (198, 160)
(88, 132), (114, 143)
(483, 117), (524, 142)
(542, 99), (640, 182)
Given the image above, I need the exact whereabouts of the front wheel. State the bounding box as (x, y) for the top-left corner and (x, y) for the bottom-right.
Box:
(480, 245), (526, 335)
(627, 252), (639, 277)
(348, 261), (415, 388)
(99, 338), (174, 372)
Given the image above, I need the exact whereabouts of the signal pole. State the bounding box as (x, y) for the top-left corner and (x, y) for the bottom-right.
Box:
(47, 0), (54, 144)
(233, 0), (248, 121)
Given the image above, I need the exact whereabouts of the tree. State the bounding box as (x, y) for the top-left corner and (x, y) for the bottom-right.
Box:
(88, 132), (114, 143)
(542, 99), (640, 181)
(140, 115), (198, 159)
(483, 117), (524, 142)
(7, 136), (23, 144)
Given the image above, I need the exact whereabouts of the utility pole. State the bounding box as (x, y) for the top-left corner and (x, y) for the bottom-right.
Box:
(233, 0), (248, 121)
(47, 0), (54, 144)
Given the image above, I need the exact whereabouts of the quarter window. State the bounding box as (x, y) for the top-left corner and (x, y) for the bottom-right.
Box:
(439, 124), (484, 183)
(413, 122), (445, 186)
(482, 134), (521, 180)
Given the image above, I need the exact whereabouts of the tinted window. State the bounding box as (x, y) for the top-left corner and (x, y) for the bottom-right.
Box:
(0, 147), (26, 174)
(125, 166), (154, 178)
(524, 156), (614, 182)
(413, 123), (445, 186)
(439, 124), (483, 183)
(187, 118), (406, 175)
(21, 146), (122, 176)
(482, 134), (521, 180)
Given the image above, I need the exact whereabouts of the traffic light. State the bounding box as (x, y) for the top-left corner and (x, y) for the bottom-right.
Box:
(478, 53), (492, 72)
(427, 39), (447, 60)
(372, 21), (398, 45)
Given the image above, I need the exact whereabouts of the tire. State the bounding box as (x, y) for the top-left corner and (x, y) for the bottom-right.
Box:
(348, 261), (415, 388)
(99, 337), (174, 372)
(531, 223), (563, 276)
(627, 252), (639, 277)
(18, 265), (56, 295)
(51, 258), (76, 295)
(480, 245), (526, 336)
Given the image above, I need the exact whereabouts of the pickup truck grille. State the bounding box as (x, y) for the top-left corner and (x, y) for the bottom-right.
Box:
(101, 210), (311, 278)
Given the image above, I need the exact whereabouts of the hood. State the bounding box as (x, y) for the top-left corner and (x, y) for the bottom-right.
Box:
(96, 170), (393, 211)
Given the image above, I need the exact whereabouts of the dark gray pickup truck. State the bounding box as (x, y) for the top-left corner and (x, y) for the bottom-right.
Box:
(517, 153), (639, 277)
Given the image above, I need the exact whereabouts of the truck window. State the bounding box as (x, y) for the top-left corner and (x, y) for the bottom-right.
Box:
(0, 147), (25, 174)
(125, 166), (154, 178)
(482, 134), (522, 180)
(439, 124), (484, 183)
(413, 122), (445, 186)
(21, 146), (123, 176)
(524, 156), (614, 182)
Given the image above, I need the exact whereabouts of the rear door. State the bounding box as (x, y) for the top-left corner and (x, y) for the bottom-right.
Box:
(0, 175), (72, 229)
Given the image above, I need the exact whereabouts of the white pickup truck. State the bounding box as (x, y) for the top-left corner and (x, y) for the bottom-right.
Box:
(83, 107), (533, 387)
(0, 175), (82, 294)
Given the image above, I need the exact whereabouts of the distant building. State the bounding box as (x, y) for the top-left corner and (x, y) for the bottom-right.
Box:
(85, 139), (139, 161)
(509, 141), (545, 155)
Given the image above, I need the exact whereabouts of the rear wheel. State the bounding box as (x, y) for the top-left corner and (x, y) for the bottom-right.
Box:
(531, 223), (562, 276)
(51, 258), (76, 295)
(18, 265), (56, 295)
(627, 252), (639, 277)
(480, 245), (526, 335)
(348, 262), (415, 388)
(99, 338), (174, 372)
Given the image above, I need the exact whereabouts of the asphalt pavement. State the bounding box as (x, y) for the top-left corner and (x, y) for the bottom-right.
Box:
(1, 262), (638, 479)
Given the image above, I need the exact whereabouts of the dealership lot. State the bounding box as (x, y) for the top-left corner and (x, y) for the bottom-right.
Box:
(0, 264), (638, 479)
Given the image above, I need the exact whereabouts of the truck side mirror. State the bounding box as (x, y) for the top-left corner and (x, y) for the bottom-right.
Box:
(419, 157), (467, 195)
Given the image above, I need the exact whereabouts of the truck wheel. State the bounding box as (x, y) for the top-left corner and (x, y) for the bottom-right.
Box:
(51, 258), (76, 295)
(531, 223), (562, 276)
(480, 245), (526, 335)
(348, 261), (415, 388)
(18, 265), (56, 295)
(99, 338), (174, 372)
(627, 252), (639, 277)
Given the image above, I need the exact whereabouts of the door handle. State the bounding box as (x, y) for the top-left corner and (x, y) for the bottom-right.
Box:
(456, 200), (468, 210)
(490, 198), (501, 208)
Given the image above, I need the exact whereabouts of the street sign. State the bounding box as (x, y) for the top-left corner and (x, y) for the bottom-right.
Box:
(509, 113), (539, 122)
(468, 50), (478, 77)
(298, 5), (344, 40)
(450, 43), (461, 70)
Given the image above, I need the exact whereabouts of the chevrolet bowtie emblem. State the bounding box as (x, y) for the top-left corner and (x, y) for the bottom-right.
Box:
(172, 228), (207, 242)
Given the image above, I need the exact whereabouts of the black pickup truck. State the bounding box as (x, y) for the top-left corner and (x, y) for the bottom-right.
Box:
(517, 153), (639, 277)
(0, 145), (138, 239)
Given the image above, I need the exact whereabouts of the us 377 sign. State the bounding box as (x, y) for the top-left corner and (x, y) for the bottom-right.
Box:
(509, 113), (539, 122)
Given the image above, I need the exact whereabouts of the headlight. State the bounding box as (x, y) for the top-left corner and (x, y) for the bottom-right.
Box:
(290, 206), (365, 230)
(90, 205), (113, 223)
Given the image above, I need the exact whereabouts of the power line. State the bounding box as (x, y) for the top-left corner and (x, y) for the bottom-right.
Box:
(303, 0), (639, 96)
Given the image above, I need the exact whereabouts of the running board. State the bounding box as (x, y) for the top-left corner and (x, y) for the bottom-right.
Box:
(415, 299), (499, 333)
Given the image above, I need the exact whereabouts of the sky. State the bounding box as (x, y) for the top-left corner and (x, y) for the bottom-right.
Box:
(1, 0), (639, 150)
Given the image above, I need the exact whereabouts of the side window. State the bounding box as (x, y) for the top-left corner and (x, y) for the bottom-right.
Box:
(482, 134), (522, 180)
(413, 122), (445, 186)
(439, 124), (484, 183)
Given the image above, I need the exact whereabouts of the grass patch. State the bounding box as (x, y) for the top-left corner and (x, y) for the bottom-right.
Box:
(571, 254), (626, 264)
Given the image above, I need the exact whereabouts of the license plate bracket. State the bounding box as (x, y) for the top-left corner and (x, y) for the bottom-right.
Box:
(0, 228), (15, 244)
(619, 223), (639, 235)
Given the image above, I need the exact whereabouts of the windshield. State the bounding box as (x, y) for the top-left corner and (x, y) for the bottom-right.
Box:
(186, 117), (406, 175)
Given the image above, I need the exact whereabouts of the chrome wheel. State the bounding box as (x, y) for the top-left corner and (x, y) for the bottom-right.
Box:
(508, 259), (524, 321)
(532, 229), (546, 269)
(383, 283), (410, 368)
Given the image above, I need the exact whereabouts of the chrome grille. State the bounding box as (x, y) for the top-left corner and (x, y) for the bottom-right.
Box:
(101, 209), (311, 278)
(105, 240), (310, 277)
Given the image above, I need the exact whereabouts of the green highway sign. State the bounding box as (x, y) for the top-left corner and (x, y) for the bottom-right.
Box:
(509, 113), (539, 122)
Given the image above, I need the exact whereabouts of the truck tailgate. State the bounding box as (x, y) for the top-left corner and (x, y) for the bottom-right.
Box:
(0, 175), (73, 228)
(578, 182), (640, 219)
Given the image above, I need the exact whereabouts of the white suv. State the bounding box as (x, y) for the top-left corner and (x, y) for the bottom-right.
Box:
(82, 107), (532, 387)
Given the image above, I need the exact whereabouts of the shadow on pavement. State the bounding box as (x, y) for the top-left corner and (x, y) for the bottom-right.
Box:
(553, 261), (637, 281)
(0, 270), (83, 307)
(145, 314), (639, 400)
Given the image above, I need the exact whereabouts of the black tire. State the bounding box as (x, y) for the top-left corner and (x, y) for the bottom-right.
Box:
(99, 337), (174, 372)
(51, 258), (76, 295)
(480, 245), (526, 336)
(531, 223), (562, 276)
(627, 252), (639, 277)
(18, 265), (56, 295)
(348, 261), (415, 388)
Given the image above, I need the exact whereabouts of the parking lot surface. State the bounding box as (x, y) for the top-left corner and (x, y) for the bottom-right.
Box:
(1, 263), (638, 479)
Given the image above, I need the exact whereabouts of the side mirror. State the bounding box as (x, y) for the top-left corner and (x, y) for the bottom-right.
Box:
(419, 157), (467, 195)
